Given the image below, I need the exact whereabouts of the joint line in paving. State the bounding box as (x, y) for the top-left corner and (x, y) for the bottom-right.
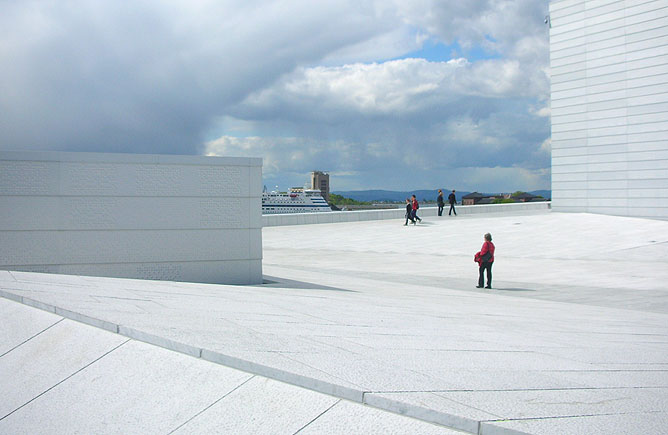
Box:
(0, 338), (130, 422)
(0, 317), (64, 359)
(292, 399), (341, 434)
(482, 410), (652, 424)
(167, 375), (257, 434)
(0, 291), (526, 432)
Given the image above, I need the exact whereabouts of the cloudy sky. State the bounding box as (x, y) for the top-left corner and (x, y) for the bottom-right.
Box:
(1, 0), (551, 192)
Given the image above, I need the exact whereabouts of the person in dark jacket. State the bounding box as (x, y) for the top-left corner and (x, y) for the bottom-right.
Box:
(411, 195), (421, 224)
(437, 189), (445, 216)
(404, 198), (415, 225)
(475, 233), (495, 288)
(448, 190), (457, 216)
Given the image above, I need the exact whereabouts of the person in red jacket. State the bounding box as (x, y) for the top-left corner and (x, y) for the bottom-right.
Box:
(411, 195), (422, 224)
(475, 233), (495, 289)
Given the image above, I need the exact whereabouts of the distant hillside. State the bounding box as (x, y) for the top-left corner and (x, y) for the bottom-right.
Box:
(332, 190), (469, 203)
(331, 189), (551, 202)
(530, 190), (551, 199)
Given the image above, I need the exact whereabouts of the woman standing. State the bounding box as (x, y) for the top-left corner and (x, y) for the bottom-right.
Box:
(475, 233), (495, 289)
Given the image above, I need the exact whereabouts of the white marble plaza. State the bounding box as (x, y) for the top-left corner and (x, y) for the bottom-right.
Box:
(1, 209), (668, 434)
(262, 201), (550, 226)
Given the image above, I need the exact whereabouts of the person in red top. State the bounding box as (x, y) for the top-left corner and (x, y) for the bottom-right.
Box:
(411, 195), (422, 224)
(475, 232), (495, 289)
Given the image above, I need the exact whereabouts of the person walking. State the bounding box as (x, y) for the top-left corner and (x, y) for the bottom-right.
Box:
(411, 195), (422, 224)
(404, 198), (415, 225)
(475, 233), (495, 289)
(437, 189), (445, 216)
(448, 190), (457, 216)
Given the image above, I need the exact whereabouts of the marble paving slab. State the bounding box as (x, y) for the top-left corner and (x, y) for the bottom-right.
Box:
(2, 211), (668, 433)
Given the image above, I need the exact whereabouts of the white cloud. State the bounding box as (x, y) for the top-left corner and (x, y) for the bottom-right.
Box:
(234, 55), (544, 122)
(448, 166), (551, 193)
(0, 0), (552, 192)
(392, 0), (549, 57)
(444, 117), (502, 147)
(205, 47), (552, 190)
(0, 0), (385, 153)
(321, 26), (422, 65)
(540, 138), (551, 153)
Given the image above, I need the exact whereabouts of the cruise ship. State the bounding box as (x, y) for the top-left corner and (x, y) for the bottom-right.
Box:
(262, 187), (332, 214)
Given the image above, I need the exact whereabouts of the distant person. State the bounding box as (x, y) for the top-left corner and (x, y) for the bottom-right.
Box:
(437, 189), (445, 216)
(474, 233), (495, 289)
(448, 190), (457, 216)
(404, 199), (415, 226)
(411, 195), (422, 224)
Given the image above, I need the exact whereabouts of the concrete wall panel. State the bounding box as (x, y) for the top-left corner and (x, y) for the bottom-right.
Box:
(551, 0), (584, 13)
(551, 172), (587, 182)
(0, 197), (260, 231)
(550, 0), (668, 219)
(586, 135), (626, 146)
(0, 151), (262, 284)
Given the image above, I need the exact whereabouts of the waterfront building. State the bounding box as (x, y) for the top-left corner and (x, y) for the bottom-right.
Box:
(310, 171), (330, 202)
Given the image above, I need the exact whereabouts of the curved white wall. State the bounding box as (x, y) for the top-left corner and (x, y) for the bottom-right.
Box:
(0, 151), (262, 284)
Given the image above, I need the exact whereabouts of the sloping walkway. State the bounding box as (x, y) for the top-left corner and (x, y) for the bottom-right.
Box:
(0, 297), (456, 434)
(2, 211), (668, 434)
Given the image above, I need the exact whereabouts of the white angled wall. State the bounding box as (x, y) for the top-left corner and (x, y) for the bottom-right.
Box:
(0, 151), (263, 284)
(550, 0), (668, 218)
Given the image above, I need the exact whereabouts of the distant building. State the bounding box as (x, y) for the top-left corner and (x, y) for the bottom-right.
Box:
(462, 192), (484, 205)
(311, 171), (330, 202)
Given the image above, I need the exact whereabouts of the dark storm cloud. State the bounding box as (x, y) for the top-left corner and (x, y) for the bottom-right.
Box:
(0, 0), (384, 154)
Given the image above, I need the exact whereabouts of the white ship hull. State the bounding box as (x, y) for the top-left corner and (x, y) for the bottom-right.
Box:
(262, 189), (331, 214)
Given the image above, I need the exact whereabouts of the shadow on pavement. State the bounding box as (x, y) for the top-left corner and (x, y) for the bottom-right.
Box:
(261, 275), (356, 292)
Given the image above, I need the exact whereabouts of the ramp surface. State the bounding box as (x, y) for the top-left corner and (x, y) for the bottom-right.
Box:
(2, 211), (668, 433)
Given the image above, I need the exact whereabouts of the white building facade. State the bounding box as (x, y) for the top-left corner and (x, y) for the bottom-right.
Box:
(0, 151), (263, 285)
(550, 0), (668, 218)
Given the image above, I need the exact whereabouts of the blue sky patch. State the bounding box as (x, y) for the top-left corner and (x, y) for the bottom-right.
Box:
(396, 38), (500, 63)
